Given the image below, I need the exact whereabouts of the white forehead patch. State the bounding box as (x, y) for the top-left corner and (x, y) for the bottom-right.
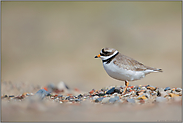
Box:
(107, 49), (113, 52)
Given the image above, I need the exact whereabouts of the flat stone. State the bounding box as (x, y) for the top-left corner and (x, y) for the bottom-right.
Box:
(124, 93), (131, 97)
(127, 98), (135, 103)
(101, 97), (110, 104)
(106, 87), (115, 94)
(159, 91), (168, 97)
(147, 86), (156, 91)
(98, 91), (105, 96)
(35, 89), (50, 99)
(114, 89), (120, 94)
(175, 88), (182, 92)
(109, 98), (117, 103)
(92, 95), (99, 100)
(75, 99), (81, 102)
(141, 87), (147, 90)
(164, 87), (171, 91)
(137, 95), (147, 100)
(95, 97), (104, 102)
(156, 97), (167, 103)
(169, 93), (179, 97)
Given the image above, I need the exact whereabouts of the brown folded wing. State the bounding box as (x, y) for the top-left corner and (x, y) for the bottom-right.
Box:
(113, 54), (157, 71)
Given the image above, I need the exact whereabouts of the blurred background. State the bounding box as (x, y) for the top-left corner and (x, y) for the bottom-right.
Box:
(2, 1), (182, 91)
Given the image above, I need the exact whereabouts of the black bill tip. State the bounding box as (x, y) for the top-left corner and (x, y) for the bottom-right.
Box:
(95, 56), (98, 58)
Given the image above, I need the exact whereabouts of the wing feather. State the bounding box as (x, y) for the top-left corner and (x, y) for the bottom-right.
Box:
(113, 54), (157, 71)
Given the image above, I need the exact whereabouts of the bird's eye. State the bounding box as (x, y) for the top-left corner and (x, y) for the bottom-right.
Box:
(102, 49), (105, 53)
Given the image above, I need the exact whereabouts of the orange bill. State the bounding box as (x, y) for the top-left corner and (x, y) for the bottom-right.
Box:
(95, 54), (101, 58)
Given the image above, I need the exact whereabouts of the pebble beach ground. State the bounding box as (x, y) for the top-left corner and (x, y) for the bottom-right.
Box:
(1, 81), (182, 122)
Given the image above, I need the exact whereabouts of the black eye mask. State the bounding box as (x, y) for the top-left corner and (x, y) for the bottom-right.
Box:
(100, 49), (110, 56)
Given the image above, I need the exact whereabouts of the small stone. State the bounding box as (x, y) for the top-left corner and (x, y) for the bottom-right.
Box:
(127, 98), (135, 103)
(1, 95), (8, 99)
(118, 99), (124, 103)
(156, 97), (167, 103)
(124, 92), (131, 97)
(35, 89), (50, 99)
(77, 94), (83, 98)
(109, 97), (119, 103)
(57, 94), (63, 97)
(175, 88), (182, 92)
(169, 93), (179, 97)
(167, 90), (172, 94)
(137, 95), (147, 100)
(147, 86), (156, 91)
(98, 91), (105, 96)
(89, 89), (95, 95)
(92, 96), (99, 100)
(114, 89), (120, 94)
(95, 97), (104, 102)
(164, 87), (171, 91)
(75, 99), (81, 102)
(134, 86), (141, 91)
(141, 87), (147, 90)
(106, 87), (115, 94)
(114, 96), (120, 100)
(137, 91), (144, 96)
(112, 93), (118, 96)
(9, 95), (15, 97)
(139, 99), (145, 104)
(143, 93), (150, 98)
(26, 93), (34, 96)
(101, 97), (110, 104)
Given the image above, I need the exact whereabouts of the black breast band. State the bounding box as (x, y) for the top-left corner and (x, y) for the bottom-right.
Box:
(102, 52), (119, 64)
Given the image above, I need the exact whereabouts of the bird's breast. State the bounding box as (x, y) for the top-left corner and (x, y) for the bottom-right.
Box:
(102, 61), (145, 81)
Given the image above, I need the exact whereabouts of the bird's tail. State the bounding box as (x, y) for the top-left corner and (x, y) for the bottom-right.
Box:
(154, 68), (163, 72)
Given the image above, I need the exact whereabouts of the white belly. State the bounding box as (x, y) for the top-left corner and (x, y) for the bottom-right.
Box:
(103, 62), (146, 81)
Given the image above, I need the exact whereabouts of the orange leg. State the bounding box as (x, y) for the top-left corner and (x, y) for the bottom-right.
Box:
(122, 80), (129, 94)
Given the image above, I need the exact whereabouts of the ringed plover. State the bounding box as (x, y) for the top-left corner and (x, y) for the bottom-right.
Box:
(95, 47), (162, 94)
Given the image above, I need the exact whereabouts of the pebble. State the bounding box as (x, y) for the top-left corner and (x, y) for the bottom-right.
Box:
(9, 95), (15, 97)
(106, 87), (115, 94)
(156, 97), (167, 103)
(35, 89), (50, 99)
(98, 91), (105, 96)
(124, 93), (131, 97)
(75, 99), (81, 102)
(164, 87), (171, 91)
(114, 89), (120, 94)
(137, 95), (147, 100)
(101, 97), (110, 104)
(146, 85), (156, 91)
(77, 94), (83, 98)
(127, 98), (135, 103)
(141, 87), (147, 90)
(1, 82), (182, 106)
(109, 98), (118, 103)
(169, 93), (179, 97)
(92, 96), (99, 100)
(95, 97), (104, 102)
(175, 88), (182, 92)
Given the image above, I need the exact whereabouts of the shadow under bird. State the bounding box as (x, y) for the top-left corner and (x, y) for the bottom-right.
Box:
(95, 47), (163, 94)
